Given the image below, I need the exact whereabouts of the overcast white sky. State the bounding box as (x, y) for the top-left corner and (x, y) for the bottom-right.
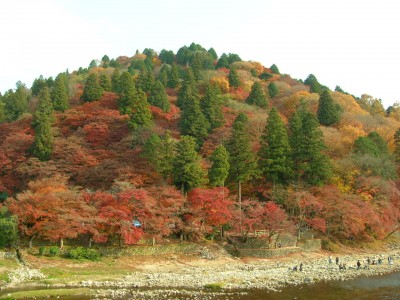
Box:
(1, 0), (399, 107)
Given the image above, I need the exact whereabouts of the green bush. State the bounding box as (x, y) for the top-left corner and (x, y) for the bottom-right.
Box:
(48, 246), (60, 256)
(38, 246), (47, 256)
(67, 247), (101, 261)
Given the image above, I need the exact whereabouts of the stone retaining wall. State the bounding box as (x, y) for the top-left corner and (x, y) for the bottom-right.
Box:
(98, 243), (201, 257)
(299, 239), (321, 252)
(236, 247), (301, 258)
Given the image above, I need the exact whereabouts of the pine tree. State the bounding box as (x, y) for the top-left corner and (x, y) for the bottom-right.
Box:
(81, 73), (103, 102)
(228, 68), (241, 88)
(111, 69), (121, 93)
(201, 83), (224, 130)
(128, 89), (153, 130)
(99, 73), (112, 92)
(305, 74), (323, 94)
(137, 67), (154, 93)
(268, 82), (279, 98)
(148, 80), (170, 112)
(216, 53), (229, 69)
(167, 62), (179, 88)
(209, 145), (230, 187)
(179, 87), (210, 146)
(259, 107), (292, 184)
(176, 67), (197, 110)
(208, 47), (218, 60)
(245, 82), (268, 108)
(317, 90), (341, 126)
(289, 104), (332, 185)
(31, 75), (47, 97)
(270, 64), (280, 74)
(31, 87), (54, 161)
(51, 73), (69, 112)
(158, 65), (169, 87)
(226, 113), (258, 230)
(117, 72), (136, 114)
(173, 136), (206, 195)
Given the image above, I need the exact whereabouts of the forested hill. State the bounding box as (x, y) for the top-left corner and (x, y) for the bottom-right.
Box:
(1, 43), (400, 247)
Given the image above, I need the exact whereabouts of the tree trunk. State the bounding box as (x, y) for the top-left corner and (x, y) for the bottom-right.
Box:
(29, 235), (35, 249)
(89, 238), (92, 248)
(152, 237), (155, 246)
(60, 238), (64, 249)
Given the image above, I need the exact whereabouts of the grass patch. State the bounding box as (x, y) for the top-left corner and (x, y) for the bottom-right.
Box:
(0, 288), (92, 299)
(204, 282), (224, 290)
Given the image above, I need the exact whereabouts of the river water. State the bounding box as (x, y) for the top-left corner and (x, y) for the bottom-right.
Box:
(223, 271), (400, 300)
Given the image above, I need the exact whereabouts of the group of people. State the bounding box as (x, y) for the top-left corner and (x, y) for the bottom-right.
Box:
(291, 262), (304, 272)
(329, 255), (394, 270)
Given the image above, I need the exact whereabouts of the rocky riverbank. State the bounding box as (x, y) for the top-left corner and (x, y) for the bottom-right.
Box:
(2, 245), (400, 299)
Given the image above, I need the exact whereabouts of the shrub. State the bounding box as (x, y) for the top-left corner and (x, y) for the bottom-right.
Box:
(38, 246), (47, 256)
(48, 246), (60, 256)
(67, 247), (101, 261)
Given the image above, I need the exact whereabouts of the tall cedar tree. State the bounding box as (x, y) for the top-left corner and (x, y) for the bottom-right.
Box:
(173, 136), (206, 195)
(51, 73), (69, 112)
(3, 83), (29, 121)
(246, 82), (268, 108)
(31, 87), (54, 161)
(289, 105), (332, 185)
(228, 68), (241, 88)
(216, 53), (229, 69)
(201, 83), (224, 130)
(99, 73), (112, 92)
(268, 82), (279, 98)
(137, 67), (155, 93)
(31, 75), (47, 97)
(270, 64), (280, 74)
(208, 145), (230, 187)
(394, 128), (400, 163)
(179, 86), (210, 146)
(177, 67), (197, 110)
(117, 72), (136, 114)
(128, 89), (153, 130)
(0, 100), (5, 122)
(158, 65), (169, 87)
(317, 90), (341, 126)
(143, 132), (176, 180)
(226, 113), (258, 229)
(148, 80), (170, 112)
(111, 69), (121, 92)
(259, 107), (292, 184)
(81, 73), (103, 102)
(168, 62), (179, 88)
(305, 74), (323, 94)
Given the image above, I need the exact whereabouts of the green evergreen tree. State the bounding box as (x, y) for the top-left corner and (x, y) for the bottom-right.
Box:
(201, 83), (224, 130)
(179, 88), (210, 146)
(159, 49), (175, 64)
(51, 73), (69, 112)
(88, 59), (97, 69)
(31, 75), (47, 97)
(101, 55), (110, 67)
(3, 83), (30, 121)
(127, 89), (153, 130)
(31, 87), (54, 161)
(268, 82), (279, 98)
(148, 80), (170, 112)
(143, 132), (176, 180)
(354, 136), (379, 156)
(227, 53), (242, 64)
(158, 65), (169, 87)
(176, 67), (197, 110)
(245, 82), (268, 108)
(259, 107), (292, 184)
(81, 73), (103, 102)
(289, 105), (332, 185)
(0, 99), (5, 123)
(317, 90), (341, 126)
(0, 207), (18, 248)
(173, 135), (206, 195)
(228, 68), (241, 88)
(168, 62), (180, 88)
(208, 47), (218, 60)
(137, 67), (155, 93)
(226, 113), (258, 229)
(111, 69), (121, 93)
(208, 145), (230, 187)
(304, 74), (323, 94)
(117, 72), (136, 114)
(144, 56), (154, 72)
(109, 58), (120, 68)
(216, 53), (229, 69)
(270, 64), (280, 74)
(99, 73), (112, 92)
